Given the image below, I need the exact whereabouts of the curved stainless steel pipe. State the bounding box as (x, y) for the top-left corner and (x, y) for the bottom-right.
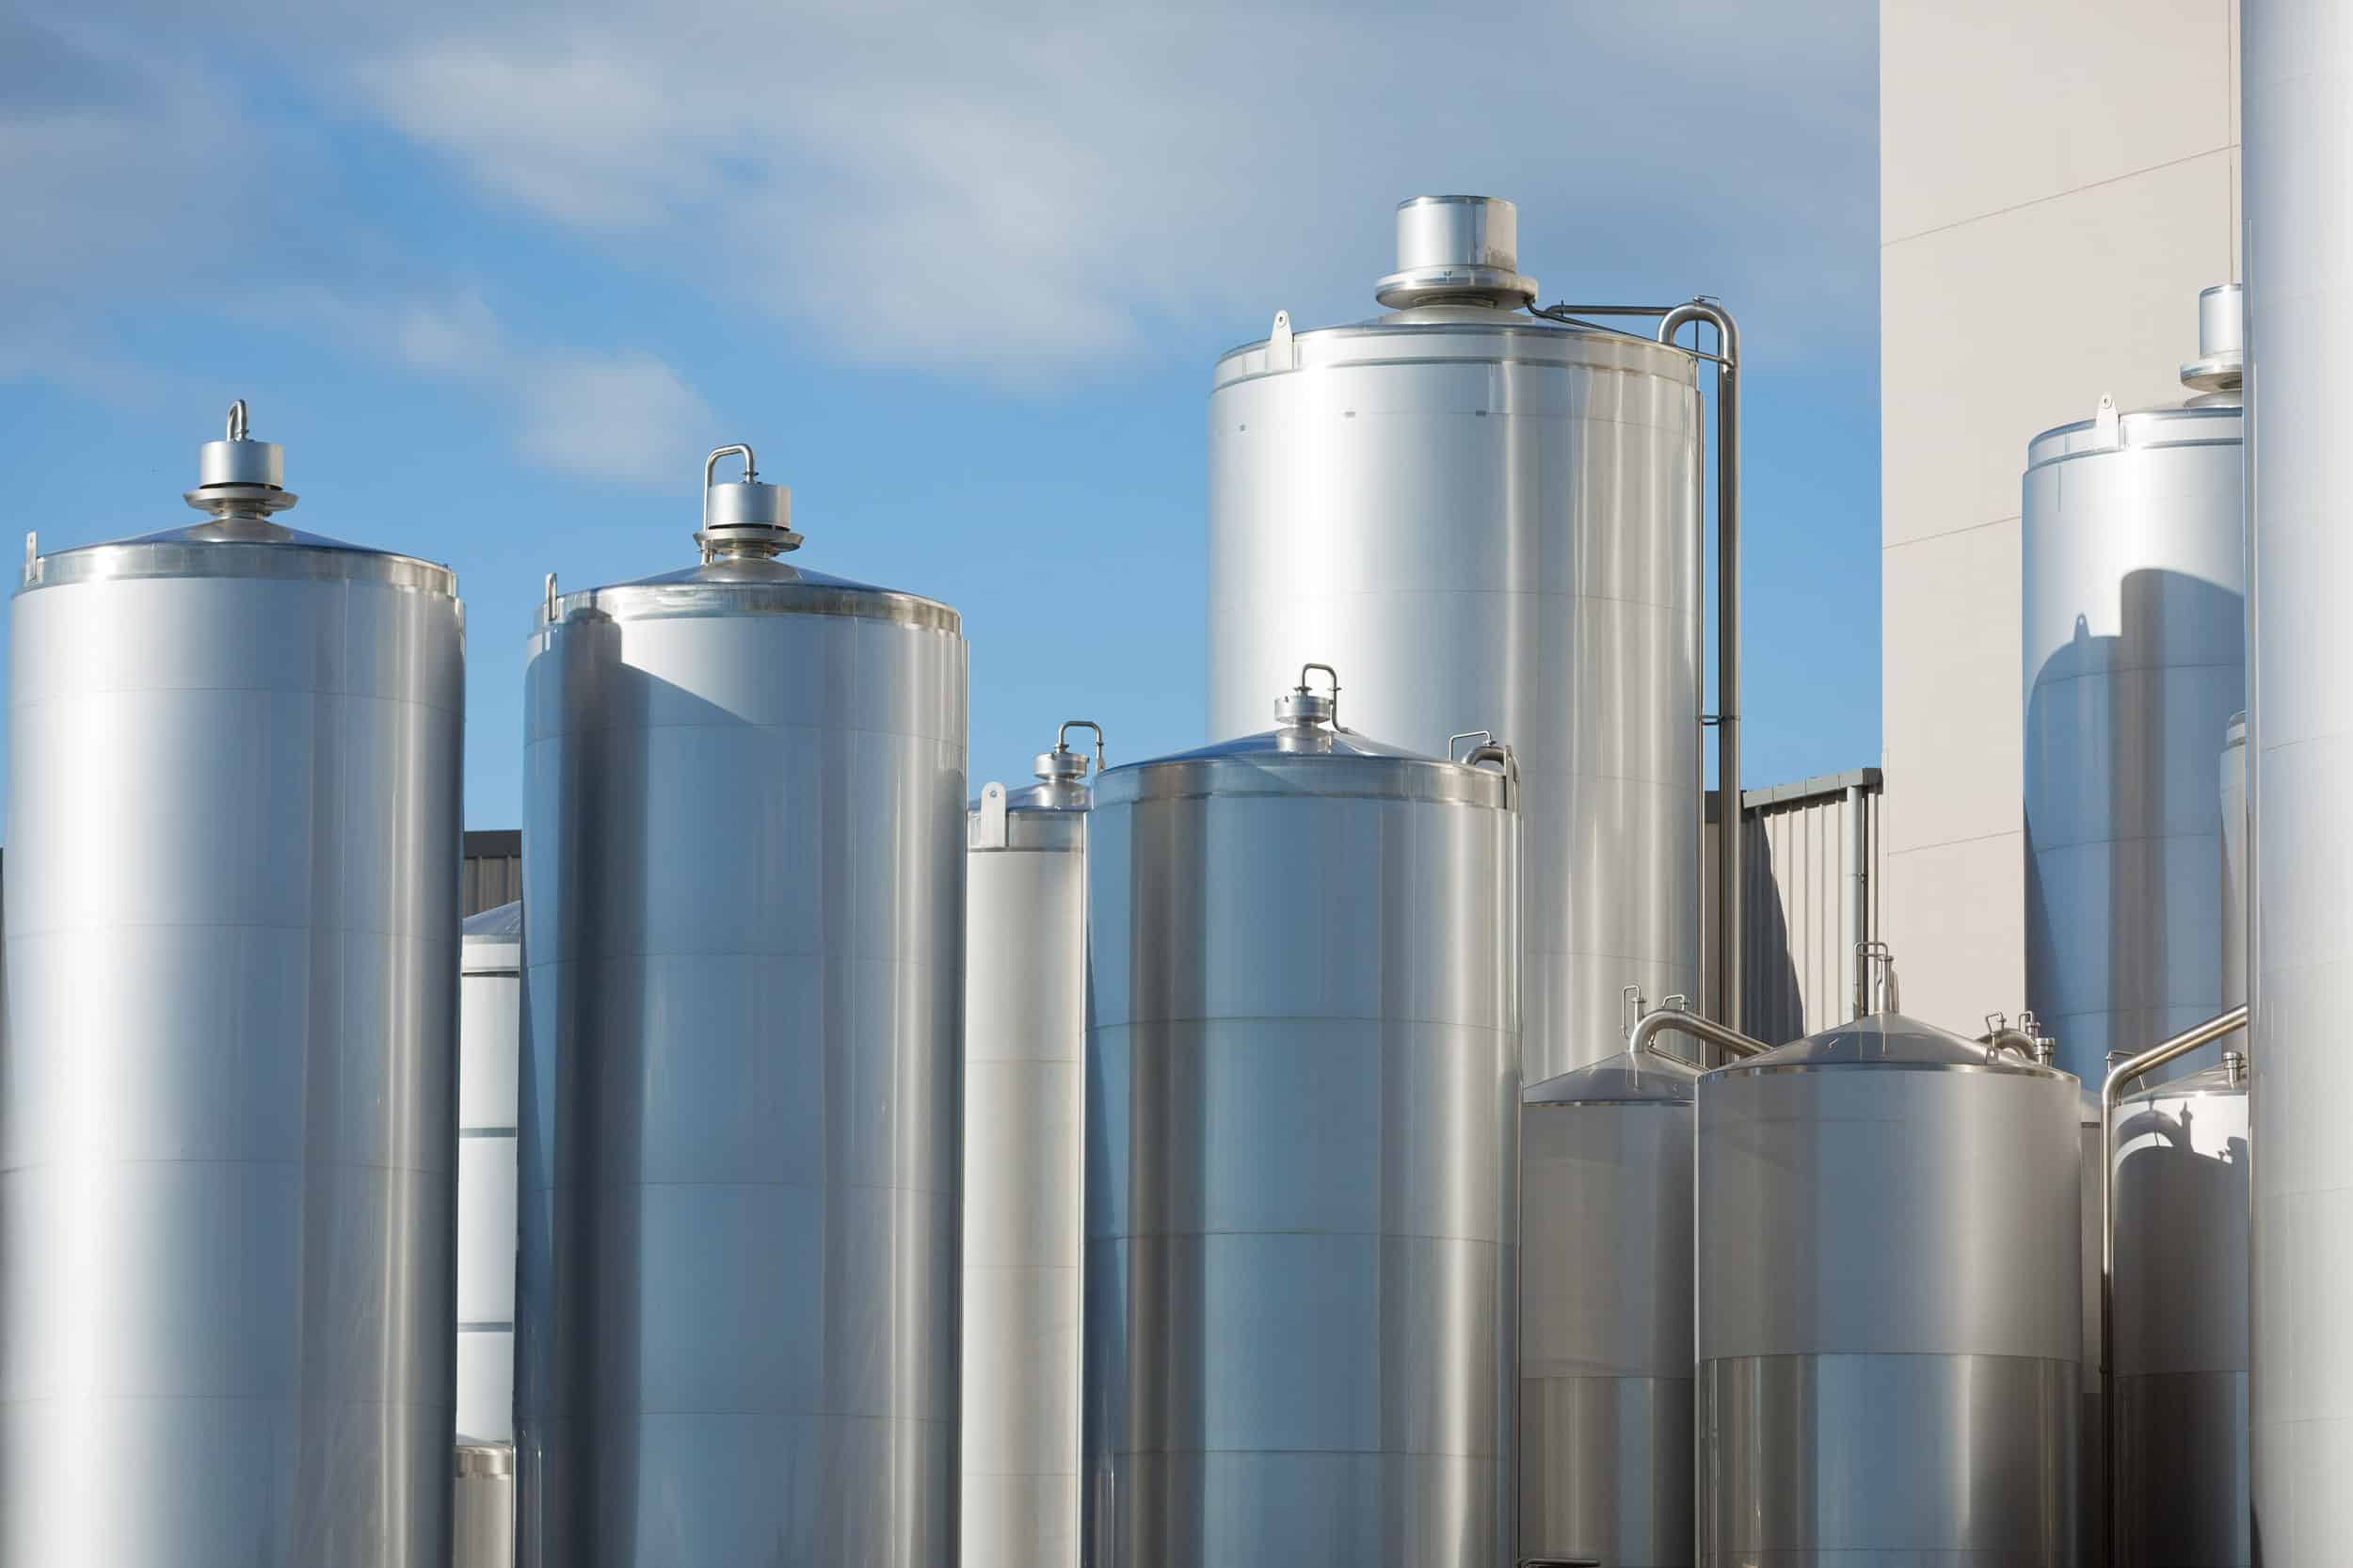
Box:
(1628, 999), (1771, 1066)
(1659, 301), (1742, 1034)
(2097, 1002), (2250, 1551)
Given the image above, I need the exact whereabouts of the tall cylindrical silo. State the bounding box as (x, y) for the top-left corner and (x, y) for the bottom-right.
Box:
(1518, 1006), (1698, 1568)
(2243, 4), (2353, 1556)
(1205, 195), (1704, 1085)
(2022, 289), (2246, 1086)
(458, 900), (522, 1448)
(1696, 983), (2082, 1563)
(0, 404), (465, 1566)
(1082, 670), (1521, 1568)
(2111, 1058), (2250, 1566)
(516, 445), (967, 1565)
(964, 724), (1099, 1568)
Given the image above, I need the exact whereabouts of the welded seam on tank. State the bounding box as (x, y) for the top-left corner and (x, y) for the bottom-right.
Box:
(27, 547), (456, 595)
(10, 683), (465, 720)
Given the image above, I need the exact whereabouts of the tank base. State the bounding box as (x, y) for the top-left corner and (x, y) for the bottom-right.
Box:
(1519, 1372), (1693, 1568)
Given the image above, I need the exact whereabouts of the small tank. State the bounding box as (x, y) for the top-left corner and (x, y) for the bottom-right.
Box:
(964, 723), (1102, 1568)
(1696, 956), (2083, 1563)
(2110, 1057), (2250, 1565)
(1082, 667), (1521, 1567)
(517, 443), (966, 1566)
(1519, 987), (1699, 1568)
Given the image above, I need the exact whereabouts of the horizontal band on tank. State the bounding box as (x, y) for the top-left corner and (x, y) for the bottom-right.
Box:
(1707, 1058), (2073, 1080)
(1211, 320), (1699, 384)
(2024, 405), (2243, 470)
(1094, 759), (1513, 809)
(28, 536), (456, 595)
(541, 581), (960, 634)
(457, 1320), (516, 1333)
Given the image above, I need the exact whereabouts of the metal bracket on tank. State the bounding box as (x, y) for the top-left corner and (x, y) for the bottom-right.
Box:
(973, 782), (1009, 851)
(2094, 392), (2121, 449)
(21, 531), (37, 589)
(1267, 310), (1295, 372)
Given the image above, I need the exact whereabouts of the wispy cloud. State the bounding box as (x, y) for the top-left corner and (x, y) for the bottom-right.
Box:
(3, 2), (1874, 413)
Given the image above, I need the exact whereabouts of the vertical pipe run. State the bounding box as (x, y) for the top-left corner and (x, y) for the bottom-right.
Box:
(1660, 301), (1743, 1034)
(1846, 782), (1870, 1021)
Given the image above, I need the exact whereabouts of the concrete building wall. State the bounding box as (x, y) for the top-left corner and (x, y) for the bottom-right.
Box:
(1879, 0), (2240, 1031)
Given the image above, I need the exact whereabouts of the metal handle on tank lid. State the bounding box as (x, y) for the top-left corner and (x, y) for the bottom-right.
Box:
(1035, 719), (1106, 782)
(1275, 663), (1341, 727)
(697, 442), (801, 562)
(1857, 940), (1899, 1016)
(1628, 991), (1770, 1069)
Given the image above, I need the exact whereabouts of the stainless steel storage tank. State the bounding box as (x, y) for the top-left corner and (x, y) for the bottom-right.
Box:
(2110, 1057), (2250, 1565)
(516, 444), (966, 1566)
(1082, 669), (1521, 1568)
(2023, 287), (2246, 1087)
(964, 723), (1099, 1568)
(0, 403), (465, 1567)
(456, 1442), (518, 1568)
(1696, 984), (2082, 1563)
(459, 901), (522, 1445)
(1519, 990), (1698, 1568)
(1205, 196), (1707, 1083)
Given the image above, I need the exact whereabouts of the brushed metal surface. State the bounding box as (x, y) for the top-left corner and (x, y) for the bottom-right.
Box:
(2242, 5), (2353, 1559)
(1696, 1035), (2082, 1563)
(2023, 401), (2245, 1085)
(456, 1445), (517, 1568)
(460, 904), (521, 1446)
(2, 551), (465, 1566)
(2112, 1068), (2249, 1565)
(517, 565), (967, 1567)
(1519, 1094), (1693, 1567)
(1698, 1352), (2079, 1564)
(1207, 306), (1701, 1082)
(963, 785), (1086, 1568)
(1082, 732), (1520, 1567)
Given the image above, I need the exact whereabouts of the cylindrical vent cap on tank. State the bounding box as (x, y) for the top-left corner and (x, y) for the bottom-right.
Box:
(185, 399), (297, 519)
(696, 442), (799, 560)
(1375, 195), (1539, 310)
(2183, 282), (2245, 392)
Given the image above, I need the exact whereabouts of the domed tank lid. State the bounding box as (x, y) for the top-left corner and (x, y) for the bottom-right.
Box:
(1093, 664), (1518, 811)
(1528, 987), (1701, 1105)
(976, 720), (1105, 816)
(542, 440), (957, 634)
(2227, 710), (2248, 750)
(463, 901), (523, 943)
(2117, 1054), (2247, 1109)
(1710, 948), (2070, 1080)
(22, 400), (456, 596)
(454, 1440), (515, 1478)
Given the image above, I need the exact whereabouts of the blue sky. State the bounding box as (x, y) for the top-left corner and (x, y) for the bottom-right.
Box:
(1, 3), (1879, 830)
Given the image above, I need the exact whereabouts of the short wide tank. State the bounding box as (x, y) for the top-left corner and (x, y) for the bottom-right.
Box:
(1, 405), (465, 1566)
(1082, 671), (1522, 1568)
(1518, 1014), (1699, 1568)
(963, 724), (1101, 1568)
(517, 445), (967, 1565)
(1696, 997), (2083, 1564)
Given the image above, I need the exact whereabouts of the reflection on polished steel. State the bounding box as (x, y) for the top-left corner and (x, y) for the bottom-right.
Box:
(1696, 969), (2082, 1564)
(459, 902), (522, 1446)
(964, 723), (1099, 1568)
(1519, 990), (1700, 1568)
(517, 444), (966, 1566)
(1206, 197), (1705, 1084)
(0, 406), (465, 1566)
(2242, 8), (2353, 1555)
(2078, 1083), (2110, 1568)
(2111, 1058), (2250, 1565)
(2221, 713), (2246, 1049)
(2023, 290), (2246, 1085)
(1083, 670), (1521, 1567)
(456, 1443), (518, 1568)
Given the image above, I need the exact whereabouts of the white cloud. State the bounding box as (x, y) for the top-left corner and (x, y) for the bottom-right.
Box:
(2, 2), (1876, 402)
(512, 351), (709, 483)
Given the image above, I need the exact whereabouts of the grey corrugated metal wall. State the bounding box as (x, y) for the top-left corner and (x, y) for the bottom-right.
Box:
(1704, 769), (1883, 1045)
(461, 831), (521, 918)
